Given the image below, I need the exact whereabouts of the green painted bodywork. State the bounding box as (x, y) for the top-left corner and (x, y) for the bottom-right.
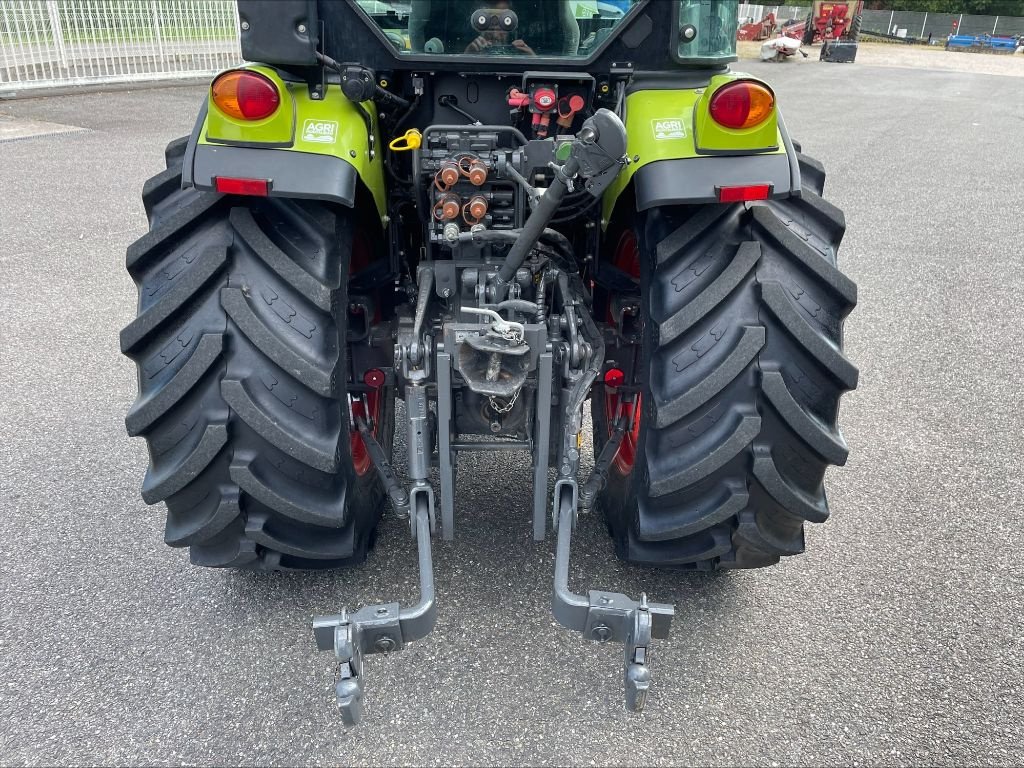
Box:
(602, 72), (783, 221)
(201, 65), (387, 219)
(198, 66), (783, 226)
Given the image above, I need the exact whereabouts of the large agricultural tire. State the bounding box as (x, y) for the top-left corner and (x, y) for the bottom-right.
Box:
(121, 138), (392, 570)
(593, 151), (857, 570)
(801, 20), (816, 46)
(848, 14), (862, 43)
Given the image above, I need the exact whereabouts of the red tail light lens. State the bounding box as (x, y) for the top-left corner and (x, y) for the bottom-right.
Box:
(211, 70), (280, 121)
(708, 81), (775, 130)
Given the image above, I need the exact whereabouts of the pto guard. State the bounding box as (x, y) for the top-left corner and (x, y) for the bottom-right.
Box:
(181, 65), (387, 219)
(603, 73), (801, 216)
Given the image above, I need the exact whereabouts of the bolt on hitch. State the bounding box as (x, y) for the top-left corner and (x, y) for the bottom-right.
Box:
(551, 479), (674, 711)
(312, 490), (436, 725)
(314, 384), (438, 725)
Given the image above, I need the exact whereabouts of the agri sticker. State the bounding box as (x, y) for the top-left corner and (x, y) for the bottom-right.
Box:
(302, 119), (338, 144)
(652, 118), (686, 140)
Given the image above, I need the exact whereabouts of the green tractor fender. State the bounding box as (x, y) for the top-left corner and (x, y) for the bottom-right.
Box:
(602, 73), (803, 221)
(180, 65), (387, 220)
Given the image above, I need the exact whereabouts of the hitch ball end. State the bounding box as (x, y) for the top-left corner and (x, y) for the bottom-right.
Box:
(335, 676), (364, 725)
(625, 663), (651, 712)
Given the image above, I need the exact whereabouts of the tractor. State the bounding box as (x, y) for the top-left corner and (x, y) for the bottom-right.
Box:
(121, 0), (858, 724)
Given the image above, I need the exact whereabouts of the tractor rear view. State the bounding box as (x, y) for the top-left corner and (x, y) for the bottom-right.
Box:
(121, 0), (858, 724)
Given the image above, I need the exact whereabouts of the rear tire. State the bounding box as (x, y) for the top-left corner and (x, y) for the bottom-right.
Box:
(121, 138), (392, 570)
(801, 20), (816, 46)
(593, 152), (857, 570)
(849, 14), (862, 42)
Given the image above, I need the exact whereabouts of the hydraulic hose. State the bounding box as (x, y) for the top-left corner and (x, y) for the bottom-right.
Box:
(496, 299), (541, 316)
(458, 227), (573, 254)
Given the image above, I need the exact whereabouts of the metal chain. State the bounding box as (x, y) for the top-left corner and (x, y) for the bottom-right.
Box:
(488, 388), (520, 414)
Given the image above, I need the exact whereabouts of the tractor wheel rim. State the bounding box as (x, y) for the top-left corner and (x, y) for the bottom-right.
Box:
(605, 230), (643, 476)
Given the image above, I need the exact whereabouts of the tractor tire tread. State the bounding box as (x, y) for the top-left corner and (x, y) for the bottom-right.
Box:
(596, 149), (857, 570)
(122, 137), (387, 570)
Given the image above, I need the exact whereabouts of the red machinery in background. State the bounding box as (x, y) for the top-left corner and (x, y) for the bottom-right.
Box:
(799, 0), (863, 45)
(742, 3), (861, 47)
(742, 1), (863, 64)
(737, 11), (777, 41)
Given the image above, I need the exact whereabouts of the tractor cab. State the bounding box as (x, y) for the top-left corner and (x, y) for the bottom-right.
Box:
(319, 0), (739, 65)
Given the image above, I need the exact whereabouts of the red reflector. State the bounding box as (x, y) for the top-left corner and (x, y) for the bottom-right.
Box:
(363, 368), (386, 388)
(604, 368), (626, 388)
(214, 177), (269, 196)
(717, 184), (771, 203)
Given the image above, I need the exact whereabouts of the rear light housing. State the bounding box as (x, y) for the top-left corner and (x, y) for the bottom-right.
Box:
(708, 80), (775, 130)
(211, 69), (280, 121)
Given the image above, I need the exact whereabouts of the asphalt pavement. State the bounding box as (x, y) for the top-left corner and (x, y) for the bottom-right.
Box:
(1, 60), (1022, 766)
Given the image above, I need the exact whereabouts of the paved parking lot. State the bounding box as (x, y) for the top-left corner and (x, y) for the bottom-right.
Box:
(1, 60), (1022, 766)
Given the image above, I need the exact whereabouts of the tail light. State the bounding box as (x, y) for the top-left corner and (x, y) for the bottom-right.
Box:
(211, 70), (280, 121)
(708, 81), (775, 130)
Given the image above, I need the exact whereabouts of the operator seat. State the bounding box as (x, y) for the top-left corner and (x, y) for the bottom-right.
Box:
(409, 0), (580, 55)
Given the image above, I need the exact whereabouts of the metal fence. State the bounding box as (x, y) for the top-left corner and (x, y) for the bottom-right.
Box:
(3, 2), (1023, 95)
(860, 9), (1024, 40)
(737, 4), (808, 25)
(737, 3), (1024, 42)
(0, 0), (241, 93)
